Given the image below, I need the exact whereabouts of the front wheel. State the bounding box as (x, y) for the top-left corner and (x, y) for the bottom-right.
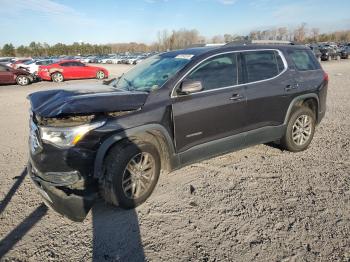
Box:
(16, 75), (30, 86)
(51, 72), (64, 82)
(96, 71), (105, 80)
(280, 106), (316, 152)
(101, 140), (160, 209)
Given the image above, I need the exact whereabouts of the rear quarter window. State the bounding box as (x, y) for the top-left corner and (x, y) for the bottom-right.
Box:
(288, 49), (321, 71)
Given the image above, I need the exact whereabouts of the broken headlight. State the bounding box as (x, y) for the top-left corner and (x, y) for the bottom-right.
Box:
(40, 120), (105, 148)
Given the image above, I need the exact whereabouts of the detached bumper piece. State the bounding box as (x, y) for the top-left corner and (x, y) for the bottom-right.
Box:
(28, 162), (98, 222)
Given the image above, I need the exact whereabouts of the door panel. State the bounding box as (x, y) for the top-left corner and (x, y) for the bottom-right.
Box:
(172, 53), (247, 152)
(59, 63), (74, 79)
(242, 50), (294, 130)
(0, 67), (14, 83)
(172, 87), (246, 152)
(74, 62), (91, 78)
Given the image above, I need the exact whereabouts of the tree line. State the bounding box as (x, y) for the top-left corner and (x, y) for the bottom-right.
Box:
(1, 25), (350, 57)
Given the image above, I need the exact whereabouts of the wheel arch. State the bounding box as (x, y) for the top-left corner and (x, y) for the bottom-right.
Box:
(93, 124), (178, 180)
(284, 94), (320, 125)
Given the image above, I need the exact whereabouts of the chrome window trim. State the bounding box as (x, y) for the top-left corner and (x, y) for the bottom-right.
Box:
(171, 49), (288, 98)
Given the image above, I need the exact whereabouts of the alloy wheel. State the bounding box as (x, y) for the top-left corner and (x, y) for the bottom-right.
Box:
(292, 114), (313, 146)
(17, 76), (28, 85)
(97, 71), (105, 79)
(122, 152), (156, 199)
(53, 73), (63, 82)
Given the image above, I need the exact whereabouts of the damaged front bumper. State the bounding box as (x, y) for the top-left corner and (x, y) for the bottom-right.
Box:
(28, 161), (98, 222)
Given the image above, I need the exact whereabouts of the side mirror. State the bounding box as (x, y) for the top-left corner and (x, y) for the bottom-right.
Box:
(178, 80), (203, 95)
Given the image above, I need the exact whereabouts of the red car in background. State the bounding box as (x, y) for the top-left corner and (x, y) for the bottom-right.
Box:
(38, 60), (108, 82)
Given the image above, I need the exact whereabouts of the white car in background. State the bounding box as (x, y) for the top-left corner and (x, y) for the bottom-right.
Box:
(81, 56), (96, 63)
(101, 55), (122, 64)
(15, 59), (35, 69)
(126, 57), (138, 64)
(21, 59), (57, 74)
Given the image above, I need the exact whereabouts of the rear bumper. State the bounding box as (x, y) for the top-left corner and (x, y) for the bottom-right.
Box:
(28, 161), (98, 222)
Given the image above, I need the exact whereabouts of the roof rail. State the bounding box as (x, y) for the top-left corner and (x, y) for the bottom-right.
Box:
(189, 43), (226, 48)
(225, 40), (297, 46)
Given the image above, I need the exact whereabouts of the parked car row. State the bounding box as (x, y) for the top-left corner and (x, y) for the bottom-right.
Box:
(0, 57), (109, 86)
(308, 42), (350, 61)
(92, 53), (156, 65)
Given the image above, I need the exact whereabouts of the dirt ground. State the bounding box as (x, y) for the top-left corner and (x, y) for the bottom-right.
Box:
(0, 60), (349, 262)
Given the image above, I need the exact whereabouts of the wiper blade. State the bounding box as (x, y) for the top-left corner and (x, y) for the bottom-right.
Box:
(123, 77), (134, 91)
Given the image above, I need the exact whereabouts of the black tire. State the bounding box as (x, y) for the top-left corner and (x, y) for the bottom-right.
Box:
(51, 72), (64, 82)
(16, 75), (30, 86)
(101, 140), (160, 209)
(280, 106), (316, 152)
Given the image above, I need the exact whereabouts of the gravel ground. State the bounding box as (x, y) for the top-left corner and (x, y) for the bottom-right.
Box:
(0, 61), (349, 262)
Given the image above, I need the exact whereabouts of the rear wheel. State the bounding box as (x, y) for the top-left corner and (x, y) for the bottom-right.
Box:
(16, 75), (30, 86)
(101, 140), (160, 209)
(96, 71), (105, 80)
(280, 106), (316, 152)
(51, 72), (64, 82)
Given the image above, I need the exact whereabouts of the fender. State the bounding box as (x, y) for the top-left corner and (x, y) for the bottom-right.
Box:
(93, 124), (178, 179)
(283, 93), (319, 124)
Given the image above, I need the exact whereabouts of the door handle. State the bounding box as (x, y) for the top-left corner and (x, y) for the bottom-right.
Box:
(229, 94), (244, 101)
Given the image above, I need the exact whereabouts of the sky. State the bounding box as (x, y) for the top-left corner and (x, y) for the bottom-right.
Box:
(0, 0), (350, 46)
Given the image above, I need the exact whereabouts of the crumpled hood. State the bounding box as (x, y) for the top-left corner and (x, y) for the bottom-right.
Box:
(28, 83), (149, 117)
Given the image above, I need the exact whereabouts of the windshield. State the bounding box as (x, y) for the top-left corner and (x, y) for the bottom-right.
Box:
(112, 55), (191, 92)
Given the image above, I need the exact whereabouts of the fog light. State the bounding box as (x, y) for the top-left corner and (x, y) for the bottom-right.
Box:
(41, 171), (80, 185)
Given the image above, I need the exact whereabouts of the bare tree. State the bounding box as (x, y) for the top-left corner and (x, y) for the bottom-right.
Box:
(294, 23), (308, 43)
(277, 27), (288, 40)
(249, 31), (259, 40)
(210, 35), (225, 43)
(310, 28), (320, 42)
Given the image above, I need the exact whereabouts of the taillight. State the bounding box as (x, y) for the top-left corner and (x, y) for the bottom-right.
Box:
(323, 71), (329, 82)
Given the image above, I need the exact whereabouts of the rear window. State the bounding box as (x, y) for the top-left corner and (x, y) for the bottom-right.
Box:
(242, 50), (284, 83)
(288, 50), (320, 71)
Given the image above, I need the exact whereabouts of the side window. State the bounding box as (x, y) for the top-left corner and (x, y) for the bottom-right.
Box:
(76, 62), (85, 67)
(288, 50), (320, 71)
(185, 54), (238, 91)
(242, 51), (281, 83)
(60, 62), (71, 67)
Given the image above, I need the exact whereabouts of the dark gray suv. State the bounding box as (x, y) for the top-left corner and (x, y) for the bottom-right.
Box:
(27, 42), (328, 221)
